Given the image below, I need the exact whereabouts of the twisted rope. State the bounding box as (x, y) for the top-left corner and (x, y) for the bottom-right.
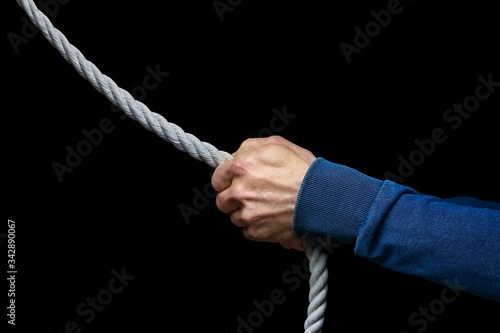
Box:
(15, 0), (329, 331)
(305, 237), (330, 333)
(15, 0), (232, 168)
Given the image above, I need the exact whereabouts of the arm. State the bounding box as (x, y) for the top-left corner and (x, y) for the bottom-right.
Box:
(212, 136), (500, 302)
(293, 157), (500, 302)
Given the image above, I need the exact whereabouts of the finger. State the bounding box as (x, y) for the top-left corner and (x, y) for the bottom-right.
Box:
(212, 158), (235, 192)
(242, 226), (304, 250)
(215, 188), (241, 214)
(229, 208), (246, 227)
(243, 217), (305, 250)
(242, 227), (266, 242)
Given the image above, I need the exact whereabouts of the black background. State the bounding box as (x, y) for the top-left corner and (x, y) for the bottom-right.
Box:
(5, 0), (499, 332)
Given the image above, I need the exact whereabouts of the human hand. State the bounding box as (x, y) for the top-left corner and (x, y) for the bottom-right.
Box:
(211, 136), (316, 251)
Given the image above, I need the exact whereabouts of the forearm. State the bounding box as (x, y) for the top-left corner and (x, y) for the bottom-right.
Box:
(356, 182), (500, 302)
(293, 158), (500, 302)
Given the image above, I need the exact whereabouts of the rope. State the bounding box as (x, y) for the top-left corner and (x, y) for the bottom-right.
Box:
(15, 0), (232, 168)
(305, 238), (329, 333)
(15, 0), (330, 331)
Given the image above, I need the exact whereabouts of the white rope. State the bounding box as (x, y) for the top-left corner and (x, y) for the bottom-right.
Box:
(305, 236), (330, 333)
(15, 0), (232, 168)
(15, 0), (330, 331)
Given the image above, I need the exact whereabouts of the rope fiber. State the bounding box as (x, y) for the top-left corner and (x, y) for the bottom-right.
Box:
(15, 0), (330, 331)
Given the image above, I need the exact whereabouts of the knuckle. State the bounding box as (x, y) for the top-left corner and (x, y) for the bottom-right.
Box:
(230, 156), (250, 177)
(266, 135), (284, 144)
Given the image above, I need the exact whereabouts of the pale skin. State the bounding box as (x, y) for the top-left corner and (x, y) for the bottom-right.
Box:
(211, 136), (316, 251)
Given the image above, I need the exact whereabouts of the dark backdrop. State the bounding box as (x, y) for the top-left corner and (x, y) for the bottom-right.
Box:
(5, 0), (499, 332)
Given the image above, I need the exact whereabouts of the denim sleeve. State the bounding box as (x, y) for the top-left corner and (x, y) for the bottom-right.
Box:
(293, 157), (500, 302)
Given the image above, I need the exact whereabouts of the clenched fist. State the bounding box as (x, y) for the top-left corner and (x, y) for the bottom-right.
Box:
(211, 136), (316, 250)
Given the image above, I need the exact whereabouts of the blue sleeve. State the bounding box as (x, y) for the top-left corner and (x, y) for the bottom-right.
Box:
(293, 158), (500, 302)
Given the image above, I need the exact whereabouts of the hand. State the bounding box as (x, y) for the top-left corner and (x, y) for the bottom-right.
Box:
(211, 136), (316, 251)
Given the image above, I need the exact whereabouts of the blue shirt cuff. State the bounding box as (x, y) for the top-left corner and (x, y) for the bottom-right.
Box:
(292, 157), (383, 244)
